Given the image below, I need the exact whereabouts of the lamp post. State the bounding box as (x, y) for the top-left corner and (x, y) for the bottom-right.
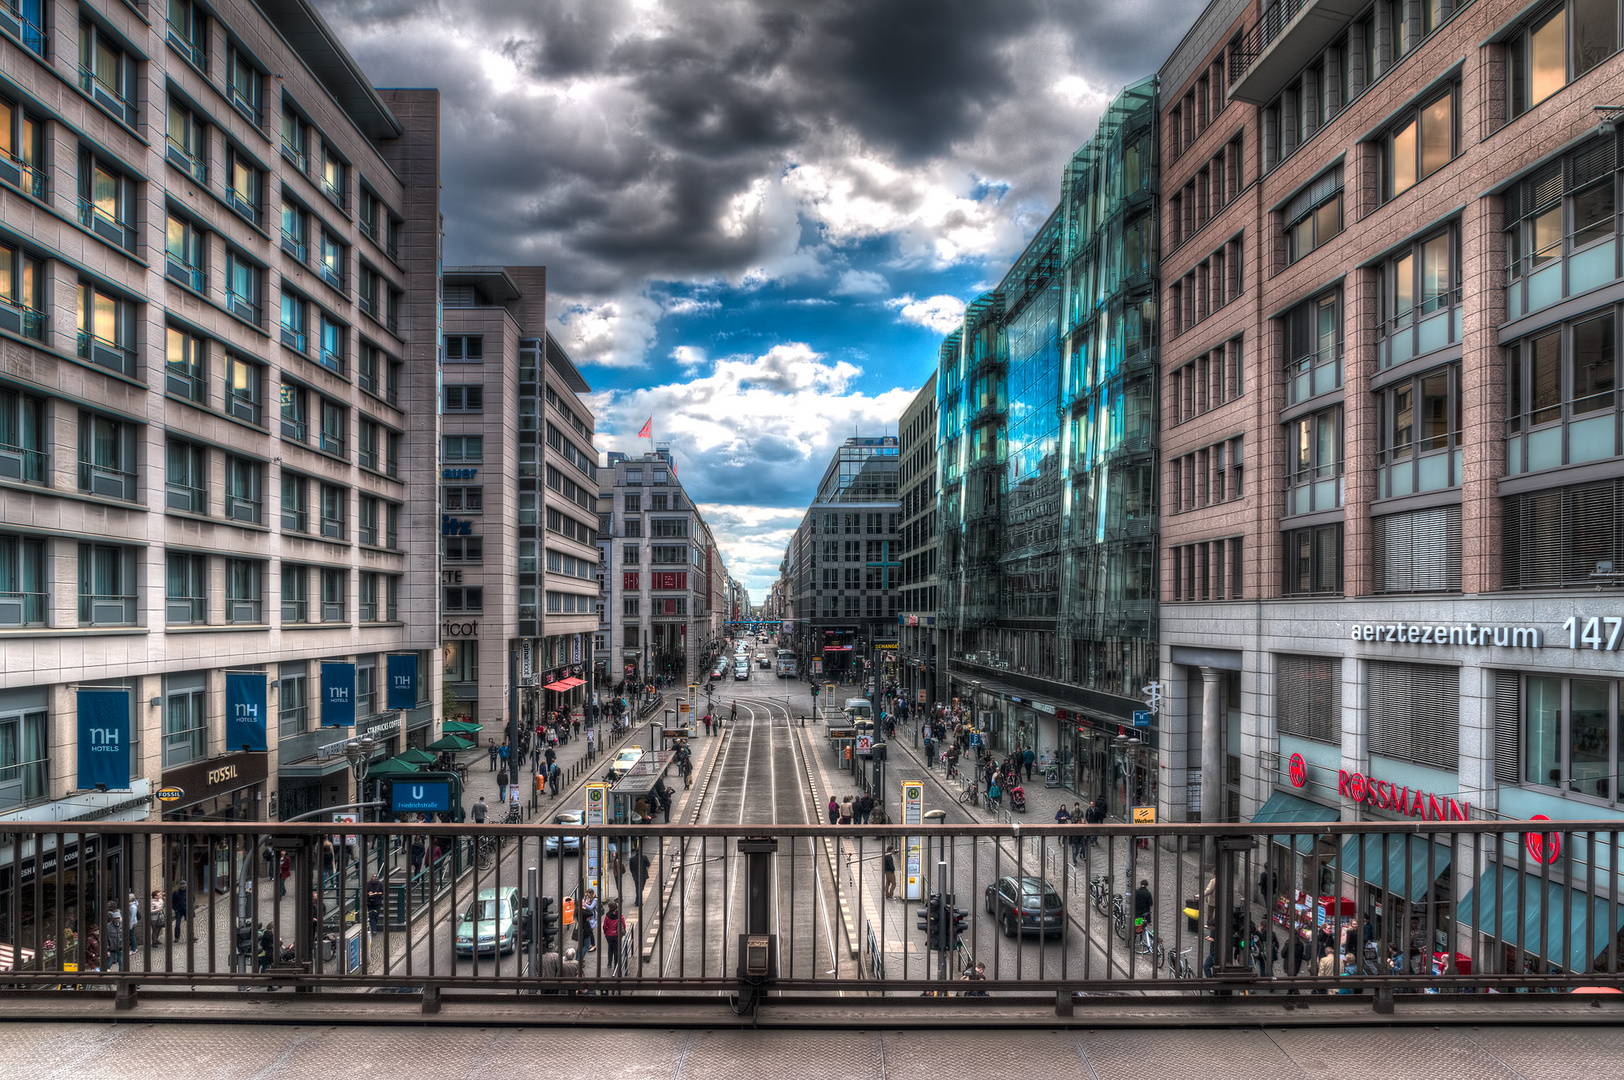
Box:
(923, 807), (948, 983)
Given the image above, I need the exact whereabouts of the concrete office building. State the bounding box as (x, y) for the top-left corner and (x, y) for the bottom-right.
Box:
(598, 448), (731, 687)
(897, 372), (942, 712)
(439, 268), (598, 747)
(1159, 0), (1624, 974)
(0, 0), (443, 877)
(784, 435), (901, 685)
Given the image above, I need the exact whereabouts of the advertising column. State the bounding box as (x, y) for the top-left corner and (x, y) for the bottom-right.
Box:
(902, 780), (923, 901)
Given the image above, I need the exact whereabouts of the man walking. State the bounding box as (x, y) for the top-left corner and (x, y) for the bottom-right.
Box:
(471, 795), (488, 825)
(170, 882), (189, 940)
(883, 846), (898, 900)
(586, 729), (596, 762)
(104, 907), (125, 972)
(497, 764), (510, 803)
(488, 739), (498, 771)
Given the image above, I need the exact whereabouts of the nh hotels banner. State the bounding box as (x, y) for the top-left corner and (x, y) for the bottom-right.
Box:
(225, 671), (268, 752)
(76, 688), (131, 790)
(321, 662), (356, 727)
(386, 654), (418, 711)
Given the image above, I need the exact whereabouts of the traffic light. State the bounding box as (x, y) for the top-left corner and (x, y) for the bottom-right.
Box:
(950, 904), (969, 945)
(538, 896), (559, 952)
(916, 893), (942, 950)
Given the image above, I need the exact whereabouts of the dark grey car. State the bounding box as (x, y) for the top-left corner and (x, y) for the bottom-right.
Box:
(984, 875), (1065, 938)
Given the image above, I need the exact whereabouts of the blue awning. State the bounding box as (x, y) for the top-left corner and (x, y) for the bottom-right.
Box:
(1251, 791), (1340, 855)
(1458, 864), (1624, 975)
(1337, 833), (1452, 902)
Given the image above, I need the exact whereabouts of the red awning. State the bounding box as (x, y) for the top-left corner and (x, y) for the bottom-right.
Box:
(542, 680), (571, 692)
(560, 676), (585, 688)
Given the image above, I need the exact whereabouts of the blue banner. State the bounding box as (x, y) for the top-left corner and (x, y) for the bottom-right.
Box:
(77, 689), (131, 790)
(391, 780), (451, 814)
(225, 672), (268, 751)
(386, 654), (418, 711)
(320, 662), (356, 727)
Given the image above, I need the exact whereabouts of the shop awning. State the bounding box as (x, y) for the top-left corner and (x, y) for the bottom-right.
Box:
(1458, 864), (1624, 975)
(559, 676), (585, 689)
(1251, 791), (1339, 855)
(542, 680), (572, 692)
(1337, 833), (1453, 902)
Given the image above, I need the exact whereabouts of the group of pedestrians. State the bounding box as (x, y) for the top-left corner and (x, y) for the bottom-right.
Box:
(826, 791), (877, 826)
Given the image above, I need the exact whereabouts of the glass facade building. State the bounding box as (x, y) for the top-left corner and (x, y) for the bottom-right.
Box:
(938, 77), (1160, 808)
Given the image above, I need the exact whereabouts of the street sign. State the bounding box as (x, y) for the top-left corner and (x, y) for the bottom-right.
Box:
(1142, 681), (1163, 715)
(812, 658), (823, 676)
(916, 689), (926, 703)
(1132, 806), (1157, 824)
(584, 783), (607, 827)
(1132, 710), (1150, 728)
(391, 781), (451, 814)
(855, 735), (872, 756)
(902, 781), (923, 902)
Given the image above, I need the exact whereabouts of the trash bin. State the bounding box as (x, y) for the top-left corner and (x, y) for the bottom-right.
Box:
(1184, 899), (1200, 934)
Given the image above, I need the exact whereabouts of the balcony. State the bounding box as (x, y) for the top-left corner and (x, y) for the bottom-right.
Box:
(319, 263), (343, 290)
(227, 189), (259, 225)
(167, 27), (207, 71)
(281, 231), (307, 262)
(227, 292), (259, 325)
(0, 152), (47, 200)
(77, 330), (135, 376)
(164, 139), (207, 186)
(165, 255), (204, 292)
(0, 0), (46, 57)
(78, 199), (136, 252)
(77, 68), (137, 126)
(0, 439), (46, 483)
(280, 326), (306, 352)
(1227, 0), (1368, 105)
(280, 141), (307, 173)
(0, 299), (45, 343)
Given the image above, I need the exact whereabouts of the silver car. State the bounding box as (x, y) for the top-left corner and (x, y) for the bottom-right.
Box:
(544, 812), (583, 856)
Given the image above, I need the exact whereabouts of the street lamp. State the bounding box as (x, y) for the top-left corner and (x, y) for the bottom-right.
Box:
(924, 808), (948, 983)
(343, 735), (378, 820)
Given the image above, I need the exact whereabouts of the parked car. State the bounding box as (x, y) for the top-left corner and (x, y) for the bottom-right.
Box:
(544, 812), (583, 856)
(455, 886), (525, 956)
(984, 875), (1065, 939)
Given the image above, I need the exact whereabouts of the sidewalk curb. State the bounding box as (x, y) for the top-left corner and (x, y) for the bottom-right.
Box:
(639, 726), (731, 963)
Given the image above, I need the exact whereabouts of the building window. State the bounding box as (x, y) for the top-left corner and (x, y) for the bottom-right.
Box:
(1507, 310), (1620, 474)
(279, 382), (308, 443)
(320, 143), (346, 207)
(1384, 85), (1456, 201)
(0, 705), (46, 811)
(386, 502), (400, 549)
(226, 558), (262, 622)
(281, 563), (308, 623)
(278, 664), (307, 736)
(280, 292), (307, 352)
(1276, 654), (1339, 744)
(227, 48), (262, 125)
(279, 199), (308, 262)
(0, 388), (44, 486)
(78, 542), (136, 625)
(320, 484), (346, 539)
(164, 440), (206, 514)
(159, 327), (205, 403)
(1517, 673), (1623, 799)
(319, 316), (345, 374)
(165, 552), (206, 624)
(443, 536), (483, 563)
(281, 473), (308, 533)
(164, 213), (204, 292)
(1368, 661), (1461, 770)
(1283, 291), (1340, 406)
(166, 0), (209, 68)
(1373, 506), (1462, 594)
(1510, 1), (1618, 120)
(320, 398), (346, 457)
(0, 534), (46, 625)
(442, 486), (482, 512)
(162, 674), (206, 767)
(0, 242), (46, 340)
(77, 283), (136, 375)
(355, 658), (377, 715)
(225, 354), (262, 425)
(358, 496), (381, 546)
(444, 586), (483, 612)
(78, 413), (136, 500)
(319, 232), (344, 290)
(445, 335), (482, 361)
(445, 384), (483, 412)
(165, 97), (207, 184)
(443, 435), (482, 462)
(280, 105), (307, 171)
(1283, 524), (1342, 596)
(1503, 477), (1624, 588)
(226, 149), (260, 224)
(225, 456), (261, 523)
(1377, 363), (1462, 496)
(1286, 406), (1342, 515)
(226, 250), (260, 324)
(320, 568), (347, 622)
(1284, 167), (1342, 264)
(1504, 139), (1618, 321)
(78, 23), (139, 125)
(1381, 227), (1463, 367)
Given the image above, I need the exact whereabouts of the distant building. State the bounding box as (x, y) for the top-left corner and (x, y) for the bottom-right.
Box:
(897, 373), (942, 712)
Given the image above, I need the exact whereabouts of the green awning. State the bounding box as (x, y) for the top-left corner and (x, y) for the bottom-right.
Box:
(425, 734), (475, 752)
(1337, 833), (1452, 902)
(1458, 864), (1624, 975)
(396, 748), (436, 765)
(1251, 791), (1339, 855)
(365, 757), (420, 777)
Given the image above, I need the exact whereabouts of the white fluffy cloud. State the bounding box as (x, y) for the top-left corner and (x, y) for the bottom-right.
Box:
(833, 268), (889, 296)
(887, 293), (967, 335)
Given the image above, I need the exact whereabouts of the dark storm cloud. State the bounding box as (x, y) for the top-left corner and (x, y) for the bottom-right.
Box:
(315, 0), (1205, 364)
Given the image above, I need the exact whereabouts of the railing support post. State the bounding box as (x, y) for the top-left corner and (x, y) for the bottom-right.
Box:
(422, 984), (440, 1014)
(115, 978), (136, 1011)
(1373, 986), (1395, 1015)
(1055, 988), (1074, 1017)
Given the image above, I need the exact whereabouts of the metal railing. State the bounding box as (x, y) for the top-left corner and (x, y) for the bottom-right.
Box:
(1, 818), (1621, 1015)
(1227, 0), (1310, 82)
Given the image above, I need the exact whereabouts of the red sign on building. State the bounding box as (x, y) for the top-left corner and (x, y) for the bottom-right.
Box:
(623, 573), (639, 590)
(652, 572), (686, 590)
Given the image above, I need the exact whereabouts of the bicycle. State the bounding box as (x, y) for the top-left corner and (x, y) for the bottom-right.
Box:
(1167, 947), (1197, 979)
(475, 833), (497, 870)
(1130, 917), (1166, 968)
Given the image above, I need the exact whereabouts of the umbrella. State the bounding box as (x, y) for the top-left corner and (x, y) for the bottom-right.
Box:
(441, 720), (482, 735)
(425, 734), (475, 752)
(366, 757), (419, 777)
(396, 748), (436, 766)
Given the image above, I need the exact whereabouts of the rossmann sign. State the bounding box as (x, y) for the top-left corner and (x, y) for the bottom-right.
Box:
(1338, 769), (1470, 822)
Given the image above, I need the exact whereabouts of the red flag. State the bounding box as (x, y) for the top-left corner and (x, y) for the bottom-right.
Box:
(637, 419), (652, 439)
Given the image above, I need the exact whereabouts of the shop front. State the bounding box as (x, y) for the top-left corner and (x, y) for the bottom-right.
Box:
(159, 751), (269, 893)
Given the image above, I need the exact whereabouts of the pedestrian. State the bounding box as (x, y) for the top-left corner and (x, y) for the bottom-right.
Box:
(838, 796), (853, 826)
(170, 882), (189, 939)
(827, 796), (839, 825)
(658, 786), (672, 823)
(149, 889), (165, 942)
(472, 796), (488, 824)
(924, 735), (935, 767)
(601, 901), (623, 973)
(577, 887), (599, 953)
(366, 875), (384, 933)
(257, 922), (275, 975)
(1023, 746), (1035, 781)
(586, 729), (596, 761)
(509, 785), (522, 818)
(234, 917), (255, 986)
(498, 742), (510, 771)
(987, 776), (1001, 811)
(1054, 803), (1071, 825)
(309, 890), (323, 958)
(488, 739), (498, 771)
(104, 908), (125, 972)
(1085, 796), (1105, 847)
(497, 765), (510, 803)
(883, 846), (897, 900)
(82, 924), (101, 973)
(962, 961), (989, 995)
(703, 713), (712, 736)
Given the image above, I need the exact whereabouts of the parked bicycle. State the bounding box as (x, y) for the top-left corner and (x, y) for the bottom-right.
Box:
(1129, 917), (1165, 968)
(1167, 947), (1197, 979)
(958, 783), (980, 807)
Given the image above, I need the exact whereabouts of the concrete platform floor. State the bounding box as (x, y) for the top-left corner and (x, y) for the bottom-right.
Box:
(0, 1021), (1619, 1079)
